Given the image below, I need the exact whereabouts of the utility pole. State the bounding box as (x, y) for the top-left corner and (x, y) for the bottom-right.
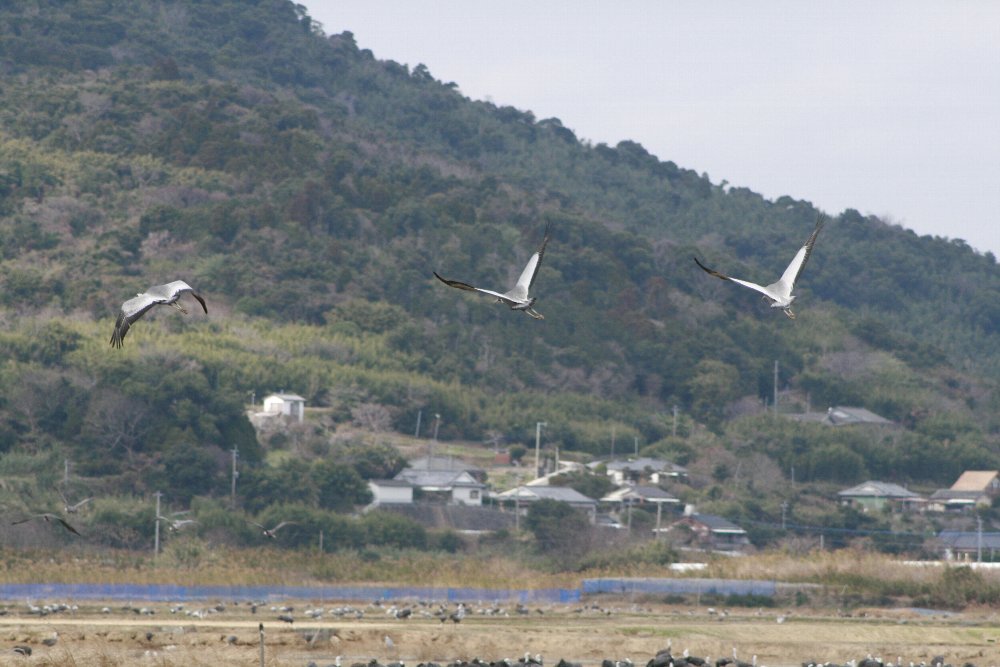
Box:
(63, 458), (69, 484)
(430, 414), (441, 459)
(249, 389), (255, 408)
(634, 436), (639, 457)
(414, 410), (422, 438)
(773, 360), (779, 416)
(781, 501), (789, 530)
(610, 425), (616, 459)
(153, 492), (162, 557)
(977, 515), (983, 563)
(534, 421), (547, 477)
(672, 405), (679, 437)
(230, 446), (239, 508)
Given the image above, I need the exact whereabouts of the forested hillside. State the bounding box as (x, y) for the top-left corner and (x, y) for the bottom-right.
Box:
(0, 0), (998, 543)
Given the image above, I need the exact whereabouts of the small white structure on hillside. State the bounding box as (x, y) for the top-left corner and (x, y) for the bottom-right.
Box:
(368, 479), (415, 506)
(262, 393), (306, 423)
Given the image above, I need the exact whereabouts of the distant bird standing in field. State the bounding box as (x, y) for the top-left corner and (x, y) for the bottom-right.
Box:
(694, 216), (825, 319)
(434, 224), (551, 319)
(251, 520), (297, 539)
(11, 513), (81, 536)
(110, 280), (207, 347)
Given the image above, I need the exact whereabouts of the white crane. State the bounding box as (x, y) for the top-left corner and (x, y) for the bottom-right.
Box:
(58, 488), (92, 514)
(158, 512), (196, 532)
(434, 225), (551, 319)
(251, 520), (297, 539)
(694, 217), (825, 319)
(110, 280), (207, 347)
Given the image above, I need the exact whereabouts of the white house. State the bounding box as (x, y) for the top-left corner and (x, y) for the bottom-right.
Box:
(368, 479), (414, 506)
(393, 469), (485, 506)
(590, 458), (689, 485)
(261, 393), (306, 423)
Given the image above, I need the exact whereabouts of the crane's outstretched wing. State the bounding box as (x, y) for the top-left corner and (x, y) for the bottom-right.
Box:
(110, 293), (162, 348)
(433, 272), (513, 304)
(50, 515), (82, 536)
(777, 216), (825, 290)
(693, 256), (779, 301)
(12, 513), (81, 536)
(69, 498), (92, 512)
(511, 224), (551, 300)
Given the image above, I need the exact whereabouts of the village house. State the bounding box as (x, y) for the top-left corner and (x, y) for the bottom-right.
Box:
(787, 406), (894, 427)
(260, 392), (306, 423)
(406, 455), (486, 482)
(936, 530), (1000, 561)
(496, 485), (598, 523)
(590, 457), (689, 485)
(663, 512), (751, 553)
(837, 480), (924, 512)
(393, 469), (485, 506)
(600, 485), (681, 532)
(928, 470), (1000, 512)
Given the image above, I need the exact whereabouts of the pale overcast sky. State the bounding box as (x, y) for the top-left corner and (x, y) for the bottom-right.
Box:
(303, 1), (1000, 257)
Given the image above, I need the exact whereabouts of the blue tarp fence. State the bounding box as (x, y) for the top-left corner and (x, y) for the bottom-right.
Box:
(0, 578), (776, 603)
(0, 583), (581, 603)
(582, 577), (776, 597)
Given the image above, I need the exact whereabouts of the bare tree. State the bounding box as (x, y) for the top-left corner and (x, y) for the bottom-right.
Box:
(351, 402), (392, 432)
(83, 390), (152, 469)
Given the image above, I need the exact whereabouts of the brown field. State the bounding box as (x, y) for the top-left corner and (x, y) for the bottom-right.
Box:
(2, 603), (999, 667)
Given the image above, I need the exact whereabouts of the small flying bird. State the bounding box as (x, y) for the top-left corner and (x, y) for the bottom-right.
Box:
(110, 280), (208, 348)
(11, 513), (81, 536)
(251, 520), (297, 539)
(434, 224), (551, 319)
(694, 217), (825, 319)
(58, 489), (92, 514)
(158, 514), (196, 532)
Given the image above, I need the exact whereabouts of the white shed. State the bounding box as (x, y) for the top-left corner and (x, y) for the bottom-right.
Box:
(262, 393), (306, 423)
(368, 479), (414, 506)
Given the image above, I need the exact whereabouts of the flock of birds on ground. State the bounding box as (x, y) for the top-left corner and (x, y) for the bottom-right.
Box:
(3, 599), (987, 667)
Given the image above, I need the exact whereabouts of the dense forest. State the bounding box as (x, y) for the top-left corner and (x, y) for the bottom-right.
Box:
(0, 0), (997, 556)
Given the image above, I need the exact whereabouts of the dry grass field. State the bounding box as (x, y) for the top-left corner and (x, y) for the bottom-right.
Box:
(2, 602), (999, 667)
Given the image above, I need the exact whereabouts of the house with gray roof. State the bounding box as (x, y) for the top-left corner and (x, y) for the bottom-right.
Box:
(787, 406), (894, 427)
(601, 485), (682, 532)
(393, 469), (485, 506)
(936, 530), (1000, 561)
(927, 470), (1000, 512)
(496, 485), (598, 522)
(406, 455), (486, 481)
(590, 457), (689, 485)
(838, 480), (924, 512)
